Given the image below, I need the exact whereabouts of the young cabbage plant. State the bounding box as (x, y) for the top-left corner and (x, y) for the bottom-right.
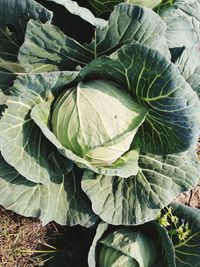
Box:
(88, 204), (200, 267)
(0, 0), (200, 228)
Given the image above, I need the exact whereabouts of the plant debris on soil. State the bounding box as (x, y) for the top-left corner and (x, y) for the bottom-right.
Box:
(0, 208), (55, 267)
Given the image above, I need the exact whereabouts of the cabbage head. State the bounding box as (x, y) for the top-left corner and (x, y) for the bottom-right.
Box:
(51, 80), (147, 167)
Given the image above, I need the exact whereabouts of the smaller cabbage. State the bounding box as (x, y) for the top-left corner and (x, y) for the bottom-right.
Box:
(126, 0), (161, 8)
(51, 80), (147, 166)
(98, 229), (157, 267)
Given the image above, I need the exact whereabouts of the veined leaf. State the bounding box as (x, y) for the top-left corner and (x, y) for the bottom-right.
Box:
(174, 45), (200, 98)
(19, 4), (169, 72)
(0, 72), (79, 184)
(172, 203), (200, 267)
(0, 0), (53, 101)
(81, 43), (200, 154)
(159, 0), (200, 48)
(0, 153), (97, 227)
(81, 150), (200, 225)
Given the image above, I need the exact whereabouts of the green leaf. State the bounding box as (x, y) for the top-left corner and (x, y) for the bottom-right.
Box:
(81, 150), (200, 225)
(171, 203), (200, 267)
(153, 222), (176, 267)
(0, 72), (78, 184)
(18, 20), (95, 73)
(19, 4), (169, 72)
(0, 0), (52, 66)
(159, 0), (200, 48)
(174, 45), (200, 98)
(0, 61), (25, 90)
(0, 0), (53, 100)
(88, 222), (109, 267)
(30, 99), (142, 178)
(48, 0), (106, 27)
(99, 229), (157, 267)
(0, 153), (97, 227)
(87, 3), (169, 57)
(0, 0), (52, 42)
(81, 43), (200, 154)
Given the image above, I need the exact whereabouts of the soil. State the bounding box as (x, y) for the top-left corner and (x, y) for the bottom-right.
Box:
(176, 183), (200, 208)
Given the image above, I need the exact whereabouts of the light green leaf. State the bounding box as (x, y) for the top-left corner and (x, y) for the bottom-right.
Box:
(172, 203), (200, 267)
(81, 150), (200, 225)
(0, 72), (78, 184)
(159, 0), (200, 48)
(81, 43), (200, 154)
(48, 0), (106, 27)
(0, 153), (97, 227)
(30, 98), (142, 178)
(19, 4), (169, 72)
(174, 45), (200, 98)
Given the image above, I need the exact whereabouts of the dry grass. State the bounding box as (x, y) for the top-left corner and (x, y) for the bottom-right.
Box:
(0, 208), (55, 267)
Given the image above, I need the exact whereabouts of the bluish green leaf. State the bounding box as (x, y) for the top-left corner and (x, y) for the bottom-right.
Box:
(81, 43), (200, 154)
(159, 0), (200, 48)
(0, 153), (97, 226)
(174, 45), (200, 98)
(19, 4), (169, 72)
(81, 150), (200, 225)
(172, 203), (200, 267)
(0, 72), (78, 184)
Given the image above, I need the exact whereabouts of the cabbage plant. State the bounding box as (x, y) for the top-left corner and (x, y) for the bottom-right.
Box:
(88, 204), (200, 267)
(0, 0), (200, 231)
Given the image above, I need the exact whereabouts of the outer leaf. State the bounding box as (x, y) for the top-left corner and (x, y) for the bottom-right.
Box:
(0, 153), (97, 227)
(48, 0), (106, 27)
(30, 99), (141, 178)
(159, 0), (200, 48)
(0, 62), (25, 116)
(87, 3), (169, 57)
(88, 222), (109, 267)
(0, 0), (52, 100)
(172, 203), (200, 267)
(0, 72), (78, 184)
(19, 4), (169, 72)
(0, 0), (52, 66)
(81, 150), (200, 225)
(174, 45), (200, 98)
(153, 222), (176, 267)
(99, 229), (157, 266)
(0, 0), (52, 42)
(81, 43), (200, 154)
(18, 20), (94, 73)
